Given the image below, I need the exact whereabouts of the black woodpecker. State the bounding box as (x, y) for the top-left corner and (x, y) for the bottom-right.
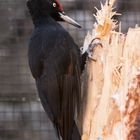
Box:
(26, 0), (87, 140)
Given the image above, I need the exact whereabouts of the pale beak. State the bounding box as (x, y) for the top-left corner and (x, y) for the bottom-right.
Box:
(59, 12), (82, 28)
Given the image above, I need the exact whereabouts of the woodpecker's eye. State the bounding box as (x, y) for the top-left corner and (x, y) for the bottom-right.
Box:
(53, 3), (57, 7)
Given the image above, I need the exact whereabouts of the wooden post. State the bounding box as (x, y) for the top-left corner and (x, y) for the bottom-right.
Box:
(80, 28), (140, 140)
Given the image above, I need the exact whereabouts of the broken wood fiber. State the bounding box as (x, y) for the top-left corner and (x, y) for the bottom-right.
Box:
(80, 28), (140, 140)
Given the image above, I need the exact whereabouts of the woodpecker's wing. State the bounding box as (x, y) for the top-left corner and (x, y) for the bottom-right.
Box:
(28, 28), (81, 139)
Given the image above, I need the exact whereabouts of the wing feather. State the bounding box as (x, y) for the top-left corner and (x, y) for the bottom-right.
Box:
(29, 29), (81, 139)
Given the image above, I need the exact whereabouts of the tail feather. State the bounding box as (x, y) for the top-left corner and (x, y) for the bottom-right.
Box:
(71, 122), (81, 140)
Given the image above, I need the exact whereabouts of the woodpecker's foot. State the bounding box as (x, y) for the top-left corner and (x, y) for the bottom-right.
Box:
(87, 38), (103, 61)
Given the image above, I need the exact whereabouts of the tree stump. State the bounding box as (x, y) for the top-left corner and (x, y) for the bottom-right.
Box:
(80, 27), (140, 140)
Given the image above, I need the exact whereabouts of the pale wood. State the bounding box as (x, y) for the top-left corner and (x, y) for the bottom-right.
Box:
(80, 28), (140, 140)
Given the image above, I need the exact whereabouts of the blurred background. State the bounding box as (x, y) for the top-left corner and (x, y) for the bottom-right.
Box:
(0, 0), (140, 140)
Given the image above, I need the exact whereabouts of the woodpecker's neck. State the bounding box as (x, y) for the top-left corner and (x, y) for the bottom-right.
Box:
(33, 15), (58, 27)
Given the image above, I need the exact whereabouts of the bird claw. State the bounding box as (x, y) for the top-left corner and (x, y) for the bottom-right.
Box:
(80, 38), (103, 61)
(87, 38), (103, 61)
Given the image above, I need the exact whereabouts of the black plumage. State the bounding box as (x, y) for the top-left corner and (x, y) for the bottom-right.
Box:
(27, 0), (86, 140)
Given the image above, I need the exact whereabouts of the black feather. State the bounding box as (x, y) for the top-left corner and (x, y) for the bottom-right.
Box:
(28, 16), (81, 140)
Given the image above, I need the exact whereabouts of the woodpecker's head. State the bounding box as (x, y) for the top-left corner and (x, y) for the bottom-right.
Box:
(26, 0), (81, 28)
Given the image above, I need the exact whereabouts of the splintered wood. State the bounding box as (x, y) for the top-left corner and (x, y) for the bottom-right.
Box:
(80, 28), (140, 140)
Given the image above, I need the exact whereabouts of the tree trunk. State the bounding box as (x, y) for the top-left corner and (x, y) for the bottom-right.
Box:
(80, 27), (140, 140)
